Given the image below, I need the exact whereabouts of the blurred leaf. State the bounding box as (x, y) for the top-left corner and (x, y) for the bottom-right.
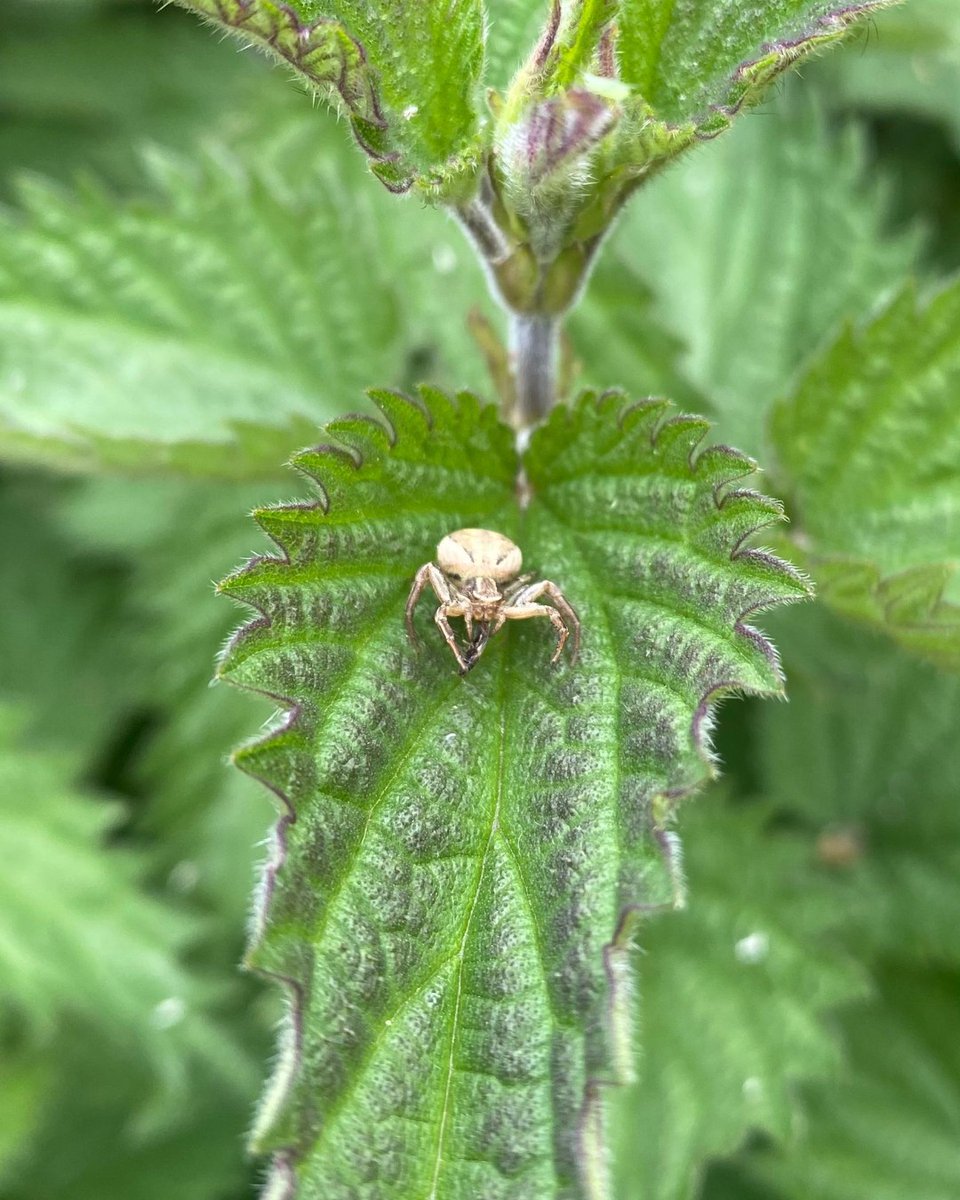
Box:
(220, 115), (502, 397)
(604, 92), (919, 457)
(0, 705), (254, 1126)
(483, 1), (545, 89)
(123, 481), (284, 918)
(2, 1026), (262, 1200)
(771, 278), (960, 669)
(0, 1043), (49, 1188)
(0, 1), (278, 194)
(0, 144), (402, 477)
(810, 0), (960, 272)
(53, 473), (287, 923)
(748, 967), (960, 1200)
(759, 609), (960, 964)
(611, 797), (865, 1200)
(813, 0), (960, 148)
(571, 259), (710, 411)
(0, 474), (137, 752)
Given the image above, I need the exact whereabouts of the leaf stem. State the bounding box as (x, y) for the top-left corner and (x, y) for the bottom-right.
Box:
(457, 195), (511, 265)
(511, 312), (560, 430)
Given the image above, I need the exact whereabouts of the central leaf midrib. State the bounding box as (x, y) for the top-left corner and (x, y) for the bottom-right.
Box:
(427, 650), (509, 1199)
(530, 504), (629, 1194)
(426, 599), (582, 1194)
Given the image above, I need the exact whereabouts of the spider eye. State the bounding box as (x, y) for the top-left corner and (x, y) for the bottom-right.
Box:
(447, 571), (462, 582)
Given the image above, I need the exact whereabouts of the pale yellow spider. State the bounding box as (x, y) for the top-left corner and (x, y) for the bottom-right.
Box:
(405, 528), (581, 674)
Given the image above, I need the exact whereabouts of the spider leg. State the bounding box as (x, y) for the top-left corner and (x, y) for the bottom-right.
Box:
(502, 573), (535, 603)
(405, 563), (453, 648)
(435, 604), (470, 673)
(501, 602), (570, 664)
(506, 579), (581, 663)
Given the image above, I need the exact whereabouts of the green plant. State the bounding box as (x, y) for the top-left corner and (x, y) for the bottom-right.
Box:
(2, 2), (959, 1199)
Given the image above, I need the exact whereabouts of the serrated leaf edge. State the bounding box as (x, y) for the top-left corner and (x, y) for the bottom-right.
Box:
(791, 547), (960, 668)
(168, 0), (413, 191)
(621, 0), (897, 155)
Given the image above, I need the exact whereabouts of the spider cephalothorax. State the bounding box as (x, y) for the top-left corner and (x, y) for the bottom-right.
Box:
(405, 528), (580, 675)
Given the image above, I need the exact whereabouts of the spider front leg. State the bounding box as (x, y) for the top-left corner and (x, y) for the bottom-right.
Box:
(501, 579), (581, 664)
(405, 563), (472, 673)
(405, 563), (453, 647)
(498, 602), (570, 663)
(435, 605), (471, 674)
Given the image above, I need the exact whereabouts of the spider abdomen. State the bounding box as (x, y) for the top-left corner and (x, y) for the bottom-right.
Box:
(436, 528), (522, 583)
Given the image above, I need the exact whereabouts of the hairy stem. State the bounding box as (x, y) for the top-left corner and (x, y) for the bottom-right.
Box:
(511, 312), (560, 430)
(457, 196), (511, 264)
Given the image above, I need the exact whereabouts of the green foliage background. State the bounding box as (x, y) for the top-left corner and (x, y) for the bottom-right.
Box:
(1, 1), (958, 1197)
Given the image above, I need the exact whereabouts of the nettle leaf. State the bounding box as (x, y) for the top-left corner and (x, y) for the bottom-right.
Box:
(771, 278), (960, 669)
(171, 0), (485, 195)
(217, 387), (807, 1197)
(602, 92), (918, 458)
(617, 0), (895, 150)
(0, 475), (139, 754)
(0, 707), (254, 1125)
(167, 0), (886, 207)
(746, 967), (960, 1200)
(0, 1), (276, 196)
(0, 1043), (48, 1189)
(759, 609), (960, 965)
(55, 474), (288, 920)
(0, 144), (401, 478)
(5, 1026), (262, 1200)
(495, 0), (887, 183)
(610, 797), (865, 1200)
(570, 258), (709, 413)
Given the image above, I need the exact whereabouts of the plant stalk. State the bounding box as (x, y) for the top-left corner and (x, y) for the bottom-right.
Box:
(511, 312), (560, 430)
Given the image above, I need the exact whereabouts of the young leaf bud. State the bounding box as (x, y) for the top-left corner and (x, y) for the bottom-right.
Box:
(496, 89), (618, 260)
